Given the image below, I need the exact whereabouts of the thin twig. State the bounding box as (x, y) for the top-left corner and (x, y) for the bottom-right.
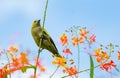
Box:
(34, 0), (49, 77)
(61, 64), (99, 78)
(75, 27), (80, 77)
(49, 66), (60, 78)
(77, 40), (80, 76)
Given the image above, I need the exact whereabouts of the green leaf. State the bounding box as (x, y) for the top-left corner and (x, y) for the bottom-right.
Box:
(21, 65), (36, 73)
(21, 67), (27, 73)
(90, 56), (94, 78)
(115, 67), (120, 72)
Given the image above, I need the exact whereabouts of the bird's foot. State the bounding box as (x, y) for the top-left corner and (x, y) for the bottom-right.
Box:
(38, 48), (44, 52)
(40, 48), (44, 52)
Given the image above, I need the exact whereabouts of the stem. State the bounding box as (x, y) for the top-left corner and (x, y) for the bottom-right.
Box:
(49, 66), (59, 78)
(34, 0), (49, 77)
(75, 28), (80, 76)
(42, 0), (48, 28)
(34, 38), (42, 78)
(77, 43), (80, 75)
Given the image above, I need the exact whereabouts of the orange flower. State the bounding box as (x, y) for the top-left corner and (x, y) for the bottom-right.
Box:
(60, 33), (68, 46)
(20, 52), (29, 65)
(72, 37), (79, 46)
(52, 57), (66, 67)
(63, 66), (78, 76)
(94, 48), (109, 63)
(11, 52), (29, 67)
(63, 48), (72, 55)
(118, 51), (120, 60)
(7, 52), (29, 74)
(78, 37), (84, 44)
(100, 60), (116, 72)
(7, 45), (18, 52)
(79, 28), (88, 40)
(94, 48), (101, 56)
(100, 51), (110, 60)
(0, 68), (7, 78)
(72, 37), (84, 46)
(36, 59), (46, 72)
(71, 27), (89, 46)
(40, 66), (46, 72)
(89, 34), (96, 44)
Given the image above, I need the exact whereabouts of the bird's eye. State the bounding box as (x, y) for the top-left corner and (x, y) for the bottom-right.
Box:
(34, 20), (36, 23)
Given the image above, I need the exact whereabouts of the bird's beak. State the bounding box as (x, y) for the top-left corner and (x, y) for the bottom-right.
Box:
(38, 20), (40, 24)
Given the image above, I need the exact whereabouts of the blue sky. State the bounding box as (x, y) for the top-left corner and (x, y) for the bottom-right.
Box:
(0, 0), (120, 78)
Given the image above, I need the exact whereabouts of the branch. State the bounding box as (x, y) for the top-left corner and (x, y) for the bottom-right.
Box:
(42, 0), (48, 28)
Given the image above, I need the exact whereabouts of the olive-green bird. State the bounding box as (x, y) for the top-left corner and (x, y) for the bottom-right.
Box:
(31, 20), (61, 57)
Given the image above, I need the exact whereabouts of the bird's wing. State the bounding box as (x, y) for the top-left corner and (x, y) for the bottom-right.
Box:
(43, 29), (58, 52)
(49, 36), (58, 52)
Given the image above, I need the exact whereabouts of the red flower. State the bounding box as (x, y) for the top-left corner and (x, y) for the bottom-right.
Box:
(63, 48), (72, 55)
(12, 57), (20, 67)
(90, 34), (96, 44)
(118, 51), (120, 60)
(100, 60), (116, 72)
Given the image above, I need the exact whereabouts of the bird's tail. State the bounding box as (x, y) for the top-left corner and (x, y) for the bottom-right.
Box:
(52, 53), (62, 57)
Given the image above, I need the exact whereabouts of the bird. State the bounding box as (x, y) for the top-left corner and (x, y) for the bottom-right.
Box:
(31, 19), (61, 57)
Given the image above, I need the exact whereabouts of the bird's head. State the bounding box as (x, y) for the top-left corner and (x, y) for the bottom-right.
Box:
(32, 19), (40, 27)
